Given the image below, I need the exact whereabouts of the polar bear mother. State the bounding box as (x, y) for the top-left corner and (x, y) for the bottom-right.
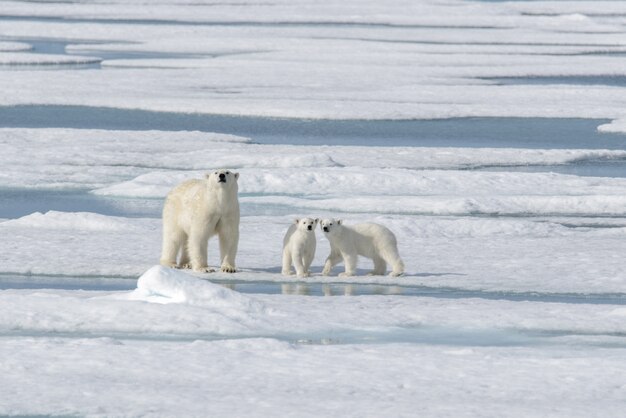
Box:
(160, 169), (240, 273)
(321, 219), (404, 277)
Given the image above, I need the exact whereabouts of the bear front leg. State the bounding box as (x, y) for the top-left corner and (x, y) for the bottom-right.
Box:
(282, 248), (293, 276)
(178, 241), (192, 269)
(218, 225), (239, 273)
(160, 228), (183, 268)
(292, 250), (307, 278)
(188, 231), (211, 273)
(322, 250), (342, 276)
(302, 253), (314, 277)
(339, 252), (357, 277)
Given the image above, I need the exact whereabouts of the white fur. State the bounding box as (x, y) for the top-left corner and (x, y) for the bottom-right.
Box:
(282, 218), (318, 278)
(320, 219), (404, 277)
(160, 169), (240, 273)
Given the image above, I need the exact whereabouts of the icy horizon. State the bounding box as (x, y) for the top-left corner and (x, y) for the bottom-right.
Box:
(1, 1), (626, 128)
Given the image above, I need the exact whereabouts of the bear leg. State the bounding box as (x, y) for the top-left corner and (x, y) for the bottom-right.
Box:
(339, 252), (357, 277)
(389, 260), (405, 277)
(281, 248), (293, 276)
(188, 230), (210, 272)
(368, 256), (387, 276)
(302, 253), (314, 277)
(160, 228), (184, 268)
(218, 226), (238, 273)
(322, 250), (342, 276)
(292, 251), (307, 278)
(382, 249), (405, 277)
(178, 240), (192, 269)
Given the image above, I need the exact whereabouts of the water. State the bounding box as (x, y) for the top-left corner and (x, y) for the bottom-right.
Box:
(488, 76), (626, 87)
(0, 188), (162, 219)
(2, 273), (625, 305)
(1, 105), (625, 150)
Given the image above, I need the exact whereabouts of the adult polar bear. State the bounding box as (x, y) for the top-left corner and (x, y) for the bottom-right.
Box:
(160, 169), (240, 273)
(320, 219), (404, 277)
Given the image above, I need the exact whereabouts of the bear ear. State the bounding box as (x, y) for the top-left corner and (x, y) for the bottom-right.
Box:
(205, 172), (212, 179)
(337, 219), (342, 225)
(294, 218), (300, 224)
(314, 218), (319, 224)
(234, 172), (240, 180)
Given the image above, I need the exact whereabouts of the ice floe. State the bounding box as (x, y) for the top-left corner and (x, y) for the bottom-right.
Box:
(3, 1), (626, 416)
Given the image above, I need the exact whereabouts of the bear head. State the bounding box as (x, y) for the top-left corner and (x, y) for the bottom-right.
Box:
(320, 218), (342, 234)
(206, 169), (239, 189)
(294, 217), (319, 232)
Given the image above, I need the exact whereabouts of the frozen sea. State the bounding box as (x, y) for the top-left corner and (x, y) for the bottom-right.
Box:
(2, 1), (626, 417)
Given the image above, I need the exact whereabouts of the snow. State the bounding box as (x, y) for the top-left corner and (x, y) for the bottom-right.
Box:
(598, 118), (626, 134)
(0, 52), (101, 66)
(1, 1), (626, 123)
(1, 266), (626, 416)
(2, 0), (626, 416)
(0, 41), (31, 52)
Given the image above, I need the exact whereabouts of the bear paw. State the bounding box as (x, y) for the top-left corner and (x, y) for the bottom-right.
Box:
(338, 271), (356, 277)
(193, 266), (215, 273)
(221, 264), (237, 273)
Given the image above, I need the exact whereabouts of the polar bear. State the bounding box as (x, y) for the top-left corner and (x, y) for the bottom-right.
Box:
(282, 218), (318, 278)
(320, 219), (404, 277)
(160, 169), (240, 273)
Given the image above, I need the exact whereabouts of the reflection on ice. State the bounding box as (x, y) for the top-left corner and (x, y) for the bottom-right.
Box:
(4, 272), (626, 305)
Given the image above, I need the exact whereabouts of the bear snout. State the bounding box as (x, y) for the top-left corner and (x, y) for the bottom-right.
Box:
(218, 173), (226, 182)
(307, 225), (312, 230)
(323, 226), (329, 232)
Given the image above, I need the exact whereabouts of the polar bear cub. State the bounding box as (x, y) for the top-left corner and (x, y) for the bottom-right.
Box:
(160, 169), (240, 273)
(282, 218), (319, 278)
(320, 219), (404, 277)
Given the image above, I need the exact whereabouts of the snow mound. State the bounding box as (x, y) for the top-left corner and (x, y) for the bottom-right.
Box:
(131, 265), (266, 313)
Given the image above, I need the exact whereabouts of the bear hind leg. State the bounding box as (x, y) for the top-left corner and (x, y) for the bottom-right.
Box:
(368, 256), (387, 276)
(382, 249), (405, 277)
(389, 258), (405, 277)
